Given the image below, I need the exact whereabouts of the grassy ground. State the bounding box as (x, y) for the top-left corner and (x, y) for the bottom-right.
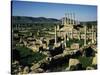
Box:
(78, 56), (93, 68)
(66, 38), (91, 47)
(14, 46), (47, 66)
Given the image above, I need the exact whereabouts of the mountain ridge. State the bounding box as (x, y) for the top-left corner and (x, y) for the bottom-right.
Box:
(12, 16), (61, 24)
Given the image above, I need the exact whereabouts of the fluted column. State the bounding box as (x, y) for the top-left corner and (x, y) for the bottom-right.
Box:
(55, 26), (57, 45)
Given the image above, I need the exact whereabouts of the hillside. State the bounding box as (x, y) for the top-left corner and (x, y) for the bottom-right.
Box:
(12, 16), (61, 24)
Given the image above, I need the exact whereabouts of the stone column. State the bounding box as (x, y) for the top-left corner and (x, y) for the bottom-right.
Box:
(55, 26), (57, 45)
(92, 25), (94, 43)
(71, 28), (73, 39)
(70, 13), (72, 25)
(57, 25), (60, 37)
(77, 19), (78, 25)
(67, 13), (69, 25)
(64, 33), (67, 47)
(64, 13), (67, 25)
(73, 13), (75, 25)
(66, 13), (68, 25)
(84, 25), (87, 46)
(78, 30), (81, 40)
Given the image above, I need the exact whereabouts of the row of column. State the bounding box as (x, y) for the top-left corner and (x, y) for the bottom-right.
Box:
(55, 25), (96, 47)
(62, 13), (80, 26)
(84, 25), (95, 46)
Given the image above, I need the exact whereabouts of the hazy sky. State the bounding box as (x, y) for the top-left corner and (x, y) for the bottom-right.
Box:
(12, 1), (97, 21)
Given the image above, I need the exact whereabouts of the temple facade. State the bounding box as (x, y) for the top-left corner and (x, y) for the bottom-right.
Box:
(54, 12), (97, 48)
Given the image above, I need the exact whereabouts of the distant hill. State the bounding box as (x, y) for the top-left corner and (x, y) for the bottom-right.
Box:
(12, 16), (61, 24)
(80, 21), (97, 25)
(12, 16), (97, 26)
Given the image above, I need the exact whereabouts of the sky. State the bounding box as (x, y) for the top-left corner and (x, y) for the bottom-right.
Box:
(12, 1), (97, 21)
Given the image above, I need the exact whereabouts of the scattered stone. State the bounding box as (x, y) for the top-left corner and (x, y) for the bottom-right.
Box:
(23, 66), (29, 74)
(30, 68), (44, 73)
(65, 67), (70, 71)
(68, 58), (80, 68)
(45, 70), (51, 72)
(12, 60), (19, 65)
(86, 66), (95, 70)
(30, 63), (40, 71)
(70, 43), (79, 50)
(36, 68), (44, 73)
(92, 55), (97, 65)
